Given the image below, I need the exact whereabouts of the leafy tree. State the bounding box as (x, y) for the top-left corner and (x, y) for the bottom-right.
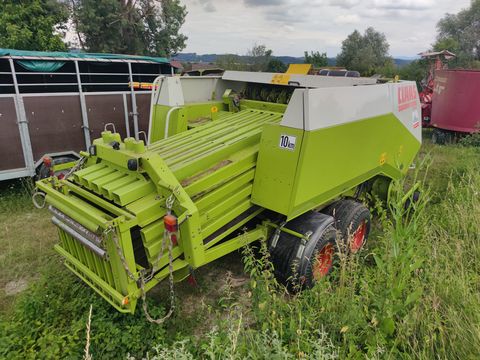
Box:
(265, 58), (287, 73)
(0, 0), (68, 51)
(398, 59), (429, 83)
(336, 27), (392, 76)
(215, 54), (248, 71)
(71, 0), (187, 56)
(246, 44), (273, 72)
(434, 0), (480, 67)
(304, 51), (328, 67)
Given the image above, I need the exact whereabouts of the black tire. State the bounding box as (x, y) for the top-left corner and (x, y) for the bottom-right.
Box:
(432, 128), (446, 145)
(269, 211), (336, 290)
(37, 163), (52, 180)
(299, 224), (337, 288)
(36, 155), (78, 180)
(321, 199), (371, 254)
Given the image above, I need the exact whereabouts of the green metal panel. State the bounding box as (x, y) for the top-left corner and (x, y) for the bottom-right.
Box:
(251, 125), (304, 215)
(252, 113), (421, 220)
(149, 102), (227, 143)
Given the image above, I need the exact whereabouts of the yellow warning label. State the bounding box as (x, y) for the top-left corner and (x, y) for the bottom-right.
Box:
(270, 74), (291, 85)
(286, 64), (311, 75)
(379, 152), (388, 165)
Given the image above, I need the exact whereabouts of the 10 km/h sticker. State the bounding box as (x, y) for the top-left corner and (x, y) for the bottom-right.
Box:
(279, 135), (296, 151)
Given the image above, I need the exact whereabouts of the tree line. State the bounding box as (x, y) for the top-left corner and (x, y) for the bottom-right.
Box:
(337, 1), (480, 78)
(0, 0), (187, 57)
(1, 0), (479, 78)
(215, 29), (391, 76)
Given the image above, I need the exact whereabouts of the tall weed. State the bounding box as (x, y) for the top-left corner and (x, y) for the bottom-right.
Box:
(1, 147), (479, 359)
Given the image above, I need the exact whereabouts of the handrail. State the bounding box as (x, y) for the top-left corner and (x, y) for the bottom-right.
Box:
(164, 106), (181, 139)
(147, 76), (166, 144)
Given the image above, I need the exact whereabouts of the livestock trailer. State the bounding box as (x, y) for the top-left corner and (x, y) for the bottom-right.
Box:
(0, 49), (174, 181)
(430, 69), (480, 143)
(36, 71), (422, 316)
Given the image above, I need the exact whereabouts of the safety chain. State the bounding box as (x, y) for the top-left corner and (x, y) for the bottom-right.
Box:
(141, 230), (175, 324)
(144, 193), (176, 281)
(141, 192), (176, 324)
(63, 156), (87, 180)
(106, 192), (177, 324)
(106, 226), (137, 282)
(31, 156), (87, 209)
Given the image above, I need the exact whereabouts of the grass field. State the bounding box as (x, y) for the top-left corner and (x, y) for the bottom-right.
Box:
(1, 137), (479, 359)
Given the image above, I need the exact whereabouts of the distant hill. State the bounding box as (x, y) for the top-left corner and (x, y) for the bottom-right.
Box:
(173, 53), (413, 67)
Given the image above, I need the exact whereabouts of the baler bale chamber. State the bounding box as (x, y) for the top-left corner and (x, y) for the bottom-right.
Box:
(36, 71), (422, 314)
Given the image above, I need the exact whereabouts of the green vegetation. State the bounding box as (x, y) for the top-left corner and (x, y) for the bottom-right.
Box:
(336, 27), (393, 77)
(246, 44), (273, 72)
(71, 0), (187, 56)
(335, 1), (480, 79)
(304, 51), (328, 68)
(266, 58), (288, 73)
(1, 139), (479, 358)
(389, 1), (480, 81)
(397, 59), (429, 84)
(0, 0), (69, 51)
(434, 0), (480, 68)
(215, 44), (282, 72)
(0, 0), (187, 56)
(459, 130), (480, 147)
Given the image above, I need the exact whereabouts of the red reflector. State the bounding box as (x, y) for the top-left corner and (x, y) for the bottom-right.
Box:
(187, 274), (197, 287)
(57, 173), (65, 180)
(164, 214), (178, 232)
(170, 234), (178, 246)
(43, 157), (52, 167)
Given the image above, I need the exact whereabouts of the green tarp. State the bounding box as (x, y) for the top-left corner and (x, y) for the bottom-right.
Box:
(17, 60), (65, 72)
(0, 48), (170, 72)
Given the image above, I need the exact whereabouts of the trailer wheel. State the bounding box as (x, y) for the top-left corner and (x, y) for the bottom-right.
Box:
(321, 199), (371, 254)
(432, 128), (447, 145)
(269, 211), (336, 290)
(36, 155), (78, 180)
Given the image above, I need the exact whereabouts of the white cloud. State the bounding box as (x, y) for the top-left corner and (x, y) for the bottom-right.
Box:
(197, 0), (216, 12)
(334, 14), (361, 25)
(244, 0), (287, 6)
(373, 0), (434, 10)
(329, 0), (361, 9)
(180, 0), (471, 57)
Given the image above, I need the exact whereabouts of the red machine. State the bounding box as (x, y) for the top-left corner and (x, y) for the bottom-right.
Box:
(430, 69), (480, 141)
(418, 50), (456, 128)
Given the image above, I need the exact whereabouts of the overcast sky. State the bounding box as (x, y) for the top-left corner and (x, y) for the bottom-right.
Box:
(180, 0), (470, 57)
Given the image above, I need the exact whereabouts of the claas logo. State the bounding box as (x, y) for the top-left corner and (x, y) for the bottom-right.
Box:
(397, 84), (417, 112)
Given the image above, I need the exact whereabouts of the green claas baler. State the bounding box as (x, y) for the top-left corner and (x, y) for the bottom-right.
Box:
(36, 71), (422, 314)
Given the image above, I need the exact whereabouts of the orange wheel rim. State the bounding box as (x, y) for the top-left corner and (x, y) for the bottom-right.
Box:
(350, 221), (367, 253)
(313, 243), (334, 280)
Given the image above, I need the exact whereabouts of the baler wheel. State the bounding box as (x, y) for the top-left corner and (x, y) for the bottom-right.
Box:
(269, 211), (337, 290)
(321, 199), (371, 254)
